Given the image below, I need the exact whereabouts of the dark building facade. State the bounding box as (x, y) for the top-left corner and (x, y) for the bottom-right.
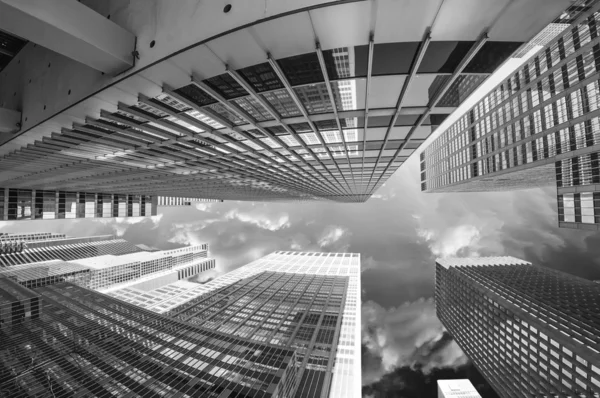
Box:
(0, 235), (144, 267)
(0, 188), (157, 221)
(167, 271), (349, 398)
(0, 1), (565, 203)
(420, 0), (600, 230)
(436, 256), (600, 397)
(0, 279), (297, 397)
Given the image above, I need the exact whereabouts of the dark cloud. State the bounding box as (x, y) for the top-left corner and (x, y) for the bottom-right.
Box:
(362, 359), (501, 398)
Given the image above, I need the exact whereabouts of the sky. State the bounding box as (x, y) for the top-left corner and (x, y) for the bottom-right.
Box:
(2, 149), (599, 396)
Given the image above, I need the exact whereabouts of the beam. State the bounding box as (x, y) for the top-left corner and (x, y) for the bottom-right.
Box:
(0, 107), (21, 134)
(366, 29), (431, 191)
(315, 43), (357, 192)
(0, 0), (135, 74)
(369, 31), (490, 194)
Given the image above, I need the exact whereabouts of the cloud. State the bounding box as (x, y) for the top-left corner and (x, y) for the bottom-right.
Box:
(94, 214), (163, 237)
(194, 203), (213, 212)
(417, 224), (483, 258)
(317, 225), (348, 248)
(224, 209), (290, 231)
(361, 299), (467, 385)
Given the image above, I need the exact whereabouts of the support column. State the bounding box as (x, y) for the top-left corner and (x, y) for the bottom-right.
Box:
(0, 0), (135, 74)
(0, 107), (21, 134)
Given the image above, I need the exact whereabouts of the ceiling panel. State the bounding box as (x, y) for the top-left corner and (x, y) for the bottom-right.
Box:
(374, 0), (443, 44)
(489, 0), (571, 41)
(368, 75), (406, 109)
(403, 75), (438, 107)
(431, 0), (511, 40)
(167, 45), (226, 83)
(206, 29), (267, 70)
(247, 12), (316, 60)
(310, 1), (371, 50)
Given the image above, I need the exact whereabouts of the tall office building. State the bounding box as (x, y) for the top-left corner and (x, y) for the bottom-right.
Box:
(157, 196), (224, 207)
(0, 188), (157, 221)
(126, 251), (360, 398)
(421, 1), (600, 231)
(0, 278), (297, 397)
(437, 379), (481, 398)
(0, 234), (144, 267)
(0, 0), (563, 203)
(436, 256), (600, 397)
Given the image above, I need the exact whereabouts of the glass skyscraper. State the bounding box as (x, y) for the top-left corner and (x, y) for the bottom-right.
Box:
(436, 256), (600, 397)
(0, 188), (157, 221)
(0, 278), (297, 397)
(420, 1), (600, 231)
(110, 251), (361, 398)
(0, 0), (558, 204)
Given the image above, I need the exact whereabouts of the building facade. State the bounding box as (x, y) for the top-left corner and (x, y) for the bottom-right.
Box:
(436, 256), (600, 397)
(437, 379), (481, 398)
(0, 188), (157, 221)
(0, 278), (297, 397)
(0, 234), (144, 267)
(0, 0), (568, 203)
(120, 251), (361, 398)
(421, 1), (600, 230)
(157, 196), (224, 206)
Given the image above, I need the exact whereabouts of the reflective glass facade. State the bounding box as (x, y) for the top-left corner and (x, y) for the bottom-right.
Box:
(0, 22), (524, 203)
(0, 188), (157, 221)
(0, 281), (296, 397)
(0, 236), (144, 267)
(436, 256), (600, 397)
(168, 271), (347, 398)
(421, 2), (600, 230)
(157, 196), (224, 206)
(136, 251), (361, 398)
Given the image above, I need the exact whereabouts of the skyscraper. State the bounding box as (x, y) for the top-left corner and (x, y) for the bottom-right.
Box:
(436, 256), (600, 397)
(0, 0), (562, 203)
(0, 230), (215, 292)
(0, 188), (157, 221)
(157, 196), (224, 207)
(420, 1), (600, 230)
(123, 251), (361, 398)
(0, 278), (297, 397)
(0, 234), (144, 267)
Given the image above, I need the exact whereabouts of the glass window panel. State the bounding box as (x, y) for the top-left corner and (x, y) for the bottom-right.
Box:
(207, 103), (245, 125)
(237, 62), (284, 92)
(289, 122), (312, 133)
(418, 41), (474, 73)
(232, 97), (274, 122)
(323, 47), (355, 79)
(331, 78), (365, 111)
(277, 52), (324, 86)
(464, 41), (524, 73)
(294, 83), (334, 114)
(260, 89), (302, 117)
(371, 42), (420, 75)
(173, 84), (217, 107)
(203, 73), (247, 99)
(436, 74), (488, 107)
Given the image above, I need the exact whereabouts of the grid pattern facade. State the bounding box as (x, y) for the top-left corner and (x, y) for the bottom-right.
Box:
(167, 271), (347, 398)
(78, 246), (212, 291)
(436, 257), (600, 398)
(157, 196), (224, 206)
(0, 26), (524, 203)
(0, 282), (297, 397)
(0, 237), (144, 267)
(144, 251), (360, 398)
(0, 188), (156, 221)
(421, 1), (600, 230)
(107, 281), (209, 312)
(0, 232), (66, 242)
(422, 0), (600, 192)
